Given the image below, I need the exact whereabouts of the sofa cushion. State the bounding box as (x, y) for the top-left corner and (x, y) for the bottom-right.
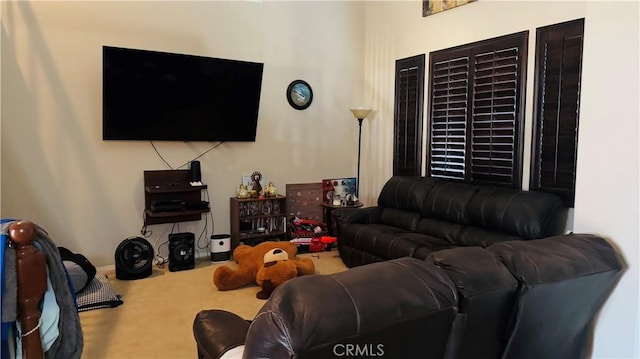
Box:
(346, 231), (408, 260)
(420, 181), (479, 225)
(466, 187), (563, 239)
(338, 245), (387, 268)
(390, 233), (455, 260)
(456, 226), (523, 247)
(415, 218), (522, 248)
(415, 217), (464, 245)
(377, 176), (439, 213)
(379, 208), (420, 231)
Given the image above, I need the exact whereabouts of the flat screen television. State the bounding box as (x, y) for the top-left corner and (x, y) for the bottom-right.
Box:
(102, 46), (264, 141)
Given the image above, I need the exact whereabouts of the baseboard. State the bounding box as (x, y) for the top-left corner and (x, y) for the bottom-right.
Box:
(98, 249), (215, 274)
(97, 264), (115, 274)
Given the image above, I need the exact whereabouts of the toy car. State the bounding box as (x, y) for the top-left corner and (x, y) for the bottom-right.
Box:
(290, 236), (337, 252)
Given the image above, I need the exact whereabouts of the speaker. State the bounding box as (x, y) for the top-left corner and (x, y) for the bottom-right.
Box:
(168, 232), (195, 272)
(190, 160), (201, 182)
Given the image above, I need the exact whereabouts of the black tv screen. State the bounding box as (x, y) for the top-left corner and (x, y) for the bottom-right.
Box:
(102, 46), (263, 141)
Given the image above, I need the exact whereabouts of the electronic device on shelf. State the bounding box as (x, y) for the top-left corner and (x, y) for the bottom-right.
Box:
(102, 46), (264, 142)
(150, 199), (187, 212)
(185, 201), (210, 210)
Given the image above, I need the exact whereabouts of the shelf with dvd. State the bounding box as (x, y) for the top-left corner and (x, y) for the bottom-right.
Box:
(229, 195), (287, 250)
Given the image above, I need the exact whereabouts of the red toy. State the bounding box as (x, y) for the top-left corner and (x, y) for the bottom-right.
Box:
(289, 217), (326, 238)
(289, 216), (337, 252)
(290, 236), (337, 252)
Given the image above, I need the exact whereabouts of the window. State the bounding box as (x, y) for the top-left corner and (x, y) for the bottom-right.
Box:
(394, 54), (425, 176)
(427, 31), (528, 188)
(530, 19), (584, 207)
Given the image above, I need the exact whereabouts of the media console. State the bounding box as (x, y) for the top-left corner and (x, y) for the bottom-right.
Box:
(143, 170), (209, 225)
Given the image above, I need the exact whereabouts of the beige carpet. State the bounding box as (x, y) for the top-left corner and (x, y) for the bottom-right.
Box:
(79, 250), (348, 359)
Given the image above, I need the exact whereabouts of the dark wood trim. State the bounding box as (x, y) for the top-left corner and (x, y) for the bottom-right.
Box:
(427, 31), (528, 188)
(530, 18), (584, 207)
(393, 54), (426, 176)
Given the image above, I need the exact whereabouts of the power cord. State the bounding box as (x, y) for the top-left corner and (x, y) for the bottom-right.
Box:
(140, 210), (152, 237)
(145, 141), (224, 266)
(149, 140), (225, 170)
(176, 142), (225, 169)
(151, 223), (176, 268)
(150, 141), (173, 169)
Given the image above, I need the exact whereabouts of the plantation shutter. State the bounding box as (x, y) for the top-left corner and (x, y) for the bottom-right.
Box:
(427, 31), (527, 188)
(531, 19), (584, 207)
(394, 55), (425, 176)
(430, 56), (469, 180)
(470, 47), (520, 185)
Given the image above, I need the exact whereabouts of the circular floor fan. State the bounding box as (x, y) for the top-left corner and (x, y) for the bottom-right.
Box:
(115, 237), (154, 280)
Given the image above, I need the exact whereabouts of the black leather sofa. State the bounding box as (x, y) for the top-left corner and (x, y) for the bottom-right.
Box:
(334, 176), (566, 267)
(192, 233), (622, 359)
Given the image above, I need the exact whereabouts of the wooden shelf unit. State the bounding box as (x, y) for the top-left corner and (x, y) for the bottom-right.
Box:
(143, 170), (209, 225)
(230, 195), (287, 250)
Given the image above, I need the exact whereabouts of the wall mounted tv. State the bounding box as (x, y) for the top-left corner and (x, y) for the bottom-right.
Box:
(102, 46), (264, 141)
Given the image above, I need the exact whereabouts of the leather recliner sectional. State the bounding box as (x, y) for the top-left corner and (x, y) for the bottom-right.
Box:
(192, 234), (622, 358)
(192, 177), (623, 358)
(334, 176), (567, 267)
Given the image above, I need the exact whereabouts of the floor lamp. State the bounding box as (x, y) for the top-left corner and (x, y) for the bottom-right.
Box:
(350, 108), (372, 198)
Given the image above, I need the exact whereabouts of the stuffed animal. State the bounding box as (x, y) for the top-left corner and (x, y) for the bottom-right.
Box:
(213, 241), (315, 297)
(255, 248), (305, 299)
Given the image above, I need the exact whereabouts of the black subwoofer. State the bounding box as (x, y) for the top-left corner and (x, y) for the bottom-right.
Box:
(169, 232), (195, 272)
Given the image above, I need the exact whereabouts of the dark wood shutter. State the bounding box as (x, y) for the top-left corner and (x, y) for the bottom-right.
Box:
(394, 55), (425, 176)
(531, 19), (584, 207)
(470, 46), (521, 185)
(428, 31), (527, 188)
(430, 56), (469, 180)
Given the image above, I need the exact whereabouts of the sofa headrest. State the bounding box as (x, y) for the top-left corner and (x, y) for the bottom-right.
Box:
(377, 176), (439, 212)
(487, 233), (623, 284)
(466, 187), (564, 239)
(430, 246), (518, 297)
(419, 181), (479, 224)
(488, 234), (623, 359)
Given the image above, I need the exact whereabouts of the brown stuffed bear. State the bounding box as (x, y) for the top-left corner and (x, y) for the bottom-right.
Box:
(255, 248), (308, 299)
(213, 241), (315, 295)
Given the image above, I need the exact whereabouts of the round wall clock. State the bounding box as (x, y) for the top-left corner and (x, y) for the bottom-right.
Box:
(286, 80), (313, 110)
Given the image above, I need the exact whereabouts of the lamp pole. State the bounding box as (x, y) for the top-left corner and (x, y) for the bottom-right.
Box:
(356, 117), (363, 198)
(350, 108), (372, 200)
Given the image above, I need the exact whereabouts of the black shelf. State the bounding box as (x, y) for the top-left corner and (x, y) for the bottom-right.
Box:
(145, 184), (207, 193)
(145, 209), (209, 218)
(143, 170), (209, 225)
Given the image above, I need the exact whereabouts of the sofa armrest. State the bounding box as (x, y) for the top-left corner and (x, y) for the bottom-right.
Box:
(193, 310), (251, 359)
(333, 206), (383, 227)
(243, 257), (458, 358)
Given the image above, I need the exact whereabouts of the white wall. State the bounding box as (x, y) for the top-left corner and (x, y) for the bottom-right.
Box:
(2, 1), (638, 357)
(362, 1), (639, 357)
(1, 1), (366, 265)
(575, 3), (639, 358)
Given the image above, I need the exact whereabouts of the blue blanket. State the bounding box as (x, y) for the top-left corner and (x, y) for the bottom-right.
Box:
(1, 220), (83, 358)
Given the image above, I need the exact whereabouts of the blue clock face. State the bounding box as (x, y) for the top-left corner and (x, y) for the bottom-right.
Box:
(287, 80), (313, 110)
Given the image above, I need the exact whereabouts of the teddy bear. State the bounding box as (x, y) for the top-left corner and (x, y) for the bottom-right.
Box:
(255, 248), (308, 299)
(213, 241), (315, 298)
